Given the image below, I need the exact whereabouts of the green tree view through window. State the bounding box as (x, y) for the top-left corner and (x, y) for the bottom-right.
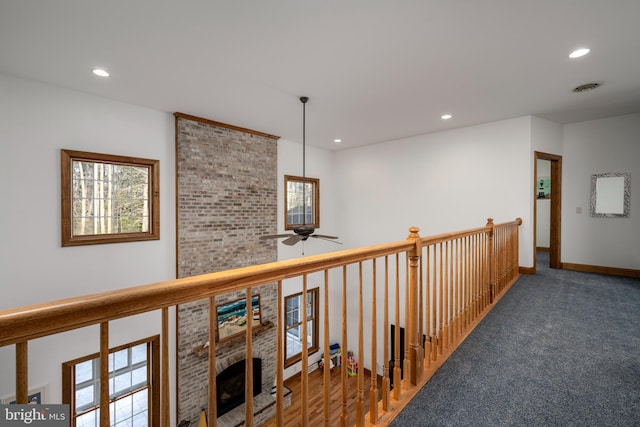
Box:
(61, 150), (159, 246)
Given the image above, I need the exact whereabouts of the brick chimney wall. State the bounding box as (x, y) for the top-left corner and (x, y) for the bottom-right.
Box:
(175, 115), (279, 424)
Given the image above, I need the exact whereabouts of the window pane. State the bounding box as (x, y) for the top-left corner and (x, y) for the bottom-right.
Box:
(306, 292), (313, 319)
(131, 344), (147, 365)
(286, 295), (301, 327)
(286, 325), (302, 359)
(76, 409), (98, 427)
(285, 295), (299, 312)
(132, 411), (148, 427)
(307, 320), (314, 347)
(113, 348), (129, 370)
(71, 161), (150, 236)
(114, 394), (133, 424)
(75, 360), (94, 384)
(114, 372), (132, 395)
(75, 386), (95, 412)
(131, 367), (147, 388)
(131, 389), (148, 416)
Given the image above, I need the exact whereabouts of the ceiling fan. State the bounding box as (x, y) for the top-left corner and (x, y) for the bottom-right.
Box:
(259, 96), (341, 247)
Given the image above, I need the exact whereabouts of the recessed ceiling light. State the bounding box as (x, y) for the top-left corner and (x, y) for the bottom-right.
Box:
(333, 138), (342, 143)
(92, 68), (110, 77)
(441, 114), (452, 120)
(573, 81), (602, 93)
(569, 48), (590, 59)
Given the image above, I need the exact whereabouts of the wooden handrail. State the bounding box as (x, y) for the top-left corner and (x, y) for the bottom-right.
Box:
(0, 240), (413, 347)
(1, 218), (523, 427)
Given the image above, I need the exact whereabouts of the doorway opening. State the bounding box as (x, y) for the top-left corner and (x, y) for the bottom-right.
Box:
(534, 152), (562, 270)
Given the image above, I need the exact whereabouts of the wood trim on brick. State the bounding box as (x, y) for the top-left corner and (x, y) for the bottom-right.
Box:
(174, 112), (280, 140)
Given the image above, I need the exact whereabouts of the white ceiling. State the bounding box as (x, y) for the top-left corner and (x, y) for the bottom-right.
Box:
(2, 1), (640, 151)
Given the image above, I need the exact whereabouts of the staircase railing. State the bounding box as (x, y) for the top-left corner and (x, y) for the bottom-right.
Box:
(0, 217), (522, 427)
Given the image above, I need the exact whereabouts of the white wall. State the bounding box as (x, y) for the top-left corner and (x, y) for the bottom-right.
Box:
(331, 116), (534, 372)
(562, 113), (640, 269)
(333, 117), (533, 260)
(0, 74), (176, 415)
(531, 116), (563, 156)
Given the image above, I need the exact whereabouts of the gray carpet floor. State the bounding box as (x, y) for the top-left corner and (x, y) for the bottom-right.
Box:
(391, 252), (640, 426)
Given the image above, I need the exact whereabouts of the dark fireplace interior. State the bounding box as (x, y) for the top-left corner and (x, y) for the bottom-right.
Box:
(216, 358), (262, 418)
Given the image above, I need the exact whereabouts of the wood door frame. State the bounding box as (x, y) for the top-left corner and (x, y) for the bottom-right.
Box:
(534, 151), (562, 270)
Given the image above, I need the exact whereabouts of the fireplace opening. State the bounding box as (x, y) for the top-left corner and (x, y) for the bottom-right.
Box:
(216, 358), (262, 417)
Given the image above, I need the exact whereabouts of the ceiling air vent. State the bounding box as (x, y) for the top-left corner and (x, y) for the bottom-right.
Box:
(573, 82), (602, 93)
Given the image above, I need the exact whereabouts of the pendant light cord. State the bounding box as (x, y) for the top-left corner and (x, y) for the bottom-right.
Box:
(300, 96), (309, 225)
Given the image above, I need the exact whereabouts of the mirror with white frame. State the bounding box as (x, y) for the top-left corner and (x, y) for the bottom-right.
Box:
(590, 172), (631, 218)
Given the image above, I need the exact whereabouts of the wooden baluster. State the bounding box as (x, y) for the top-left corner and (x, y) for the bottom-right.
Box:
(276, 281), (284, 426)
(369, 259), (378, 423)
(16, 341), (28, 404)
(100, 322), (110, 427)
(162, 307), (171, 427)
(454, 239), (460, 339)
(382, 256), (390, 410)
(438, 243), (444, 355)
(393, 254), (401, 400)
(451, 239), (456, 341)
(487, 218), (495, 304)
(453, 239), (459, 340)
(497, 227), (502, 294)
(431, 245), (437, 361)
(425, 246), (431, 368)
(301, 277), (309, 427)
(462, 237), (466, 332)
(356, 262), (364, 427)
(464, 236), (470, 331)
(501, 226), (505, 292)
(245, 288), (254, 427)
(208, 298), (217, 427)
(403, 255), (410, 390)
(407, 227), (422, 385)
(323, 270), (330, 426)
(443, 240), (449, 350)
(419, 253), (424, 364)
(341, 266), (348, 427)
(474, 234), (484, 320)
(451, 240), (456, 343)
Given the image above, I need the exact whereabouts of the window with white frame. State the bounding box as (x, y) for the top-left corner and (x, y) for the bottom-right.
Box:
(62, 336), (158, 427)
(284, 288), (319, 367)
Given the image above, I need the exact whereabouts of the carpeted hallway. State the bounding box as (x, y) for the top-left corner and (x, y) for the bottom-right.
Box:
(391, 252), (640, 426)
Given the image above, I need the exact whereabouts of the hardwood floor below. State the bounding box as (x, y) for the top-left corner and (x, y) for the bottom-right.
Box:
(260, 366), (382, 427)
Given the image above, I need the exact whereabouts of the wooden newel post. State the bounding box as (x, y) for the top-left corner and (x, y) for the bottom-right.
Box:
(406, 226), (423, 385)
(486, 218), (495, 304)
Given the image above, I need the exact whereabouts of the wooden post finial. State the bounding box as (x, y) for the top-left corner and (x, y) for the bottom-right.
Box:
(407, 226), (420, 240)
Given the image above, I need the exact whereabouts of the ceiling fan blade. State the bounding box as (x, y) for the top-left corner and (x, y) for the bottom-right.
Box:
(259, 234), (293, 240)
(282, 235), (303, 246)
(311, 235), (342, 244)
